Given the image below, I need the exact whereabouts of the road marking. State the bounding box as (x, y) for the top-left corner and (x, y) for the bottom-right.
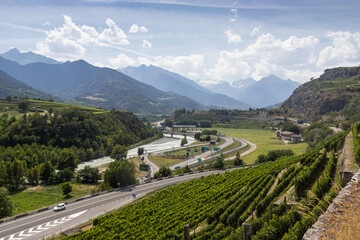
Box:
(0, 210), (87, 240)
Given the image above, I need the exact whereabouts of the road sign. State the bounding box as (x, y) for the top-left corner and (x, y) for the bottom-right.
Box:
(194, 149), (198, 152)
(139, 163), (149, 171)
(132, 193), (136, 199)
(198, 158), (202, 163)
(204, 147), (209, 150)
(213, 147), (220, 151)
(175, 166), (181, 169)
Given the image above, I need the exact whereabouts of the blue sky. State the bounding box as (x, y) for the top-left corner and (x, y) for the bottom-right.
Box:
(1, 0), (360, 84)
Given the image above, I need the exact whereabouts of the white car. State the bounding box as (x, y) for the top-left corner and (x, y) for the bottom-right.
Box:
(53, 203), (66, 212)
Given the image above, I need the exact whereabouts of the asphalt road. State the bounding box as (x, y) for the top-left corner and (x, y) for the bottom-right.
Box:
(0, 170), (228, 240)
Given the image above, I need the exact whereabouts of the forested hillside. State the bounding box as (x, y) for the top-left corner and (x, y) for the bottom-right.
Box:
(63, 128), (352, 240)
(0, 108), (159, 192)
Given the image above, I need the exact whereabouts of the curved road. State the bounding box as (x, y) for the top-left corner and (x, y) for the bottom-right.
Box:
(0, 169), (239, 240)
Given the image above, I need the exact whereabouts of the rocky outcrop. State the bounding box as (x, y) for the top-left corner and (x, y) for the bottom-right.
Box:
(282, 66), (360, 122)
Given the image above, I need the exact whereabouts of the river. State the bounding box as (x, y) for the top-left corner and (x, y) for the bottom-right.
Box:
(77, 134), (195, 170)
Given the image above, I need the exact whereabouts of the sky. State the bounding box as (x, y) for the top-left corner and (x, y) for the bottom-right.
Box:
(0, 0), (360, 84)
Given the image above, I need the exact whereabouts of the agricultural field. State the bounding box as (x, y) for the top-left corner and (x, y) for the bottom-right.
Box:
(63, 131), (348, 240)
(9, 183), (98, 216)
(0, 98), (106, 118)
(214, 128), (307, 164)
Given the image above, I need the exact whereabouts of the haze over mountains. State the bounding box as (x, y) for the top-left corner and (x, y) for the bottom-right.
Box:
(0, 48), (302, 115)
(199, 76), (300, 108)
(122, 64), (250, 110)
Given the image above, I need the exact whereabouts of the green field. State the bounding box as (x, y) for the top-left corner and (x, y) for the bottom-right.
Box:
(9, 183), (98, 216)
(148, 155), (185, 167)
(0, 98), (106, 118)
(214, 128), (307, 164)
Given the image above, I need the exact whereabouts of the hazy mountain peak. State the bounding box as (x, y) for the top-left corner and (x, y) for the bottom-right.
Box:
(0, 48), (60, 65)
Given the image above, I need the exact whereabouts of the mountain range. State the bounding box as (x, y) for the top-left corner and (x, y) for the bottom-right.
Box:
(0, 56), (205, 115)
(199, 75), (300, 108)
(0, 69), (53, 100)
(122, 65), (250, 110)
(0, 48), (61, 65)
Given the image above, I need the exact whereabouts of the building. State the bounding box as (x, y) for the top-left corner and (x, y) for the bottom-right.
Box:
(172, 125), (197, 132)
(276, 131), (302, 143)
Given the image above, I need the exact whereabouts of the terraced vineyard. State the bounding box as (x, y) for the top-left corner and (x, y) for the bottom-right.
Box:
(64, 130), (351, 240)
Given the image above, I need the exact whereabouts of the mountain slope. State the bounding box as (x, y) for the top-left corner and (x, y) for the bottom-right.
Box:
(0, 48), (60, 65)
(0, 69), (53, 100)
(237, 75), (300, 108)
(0, 56), (205, 115)
(122, 65), (250, 110)
(282, 66), (360, 121)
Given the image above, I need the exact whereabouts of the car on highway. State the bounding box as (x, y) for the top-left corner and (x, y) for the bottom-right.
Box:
(53, 203), (66, 212)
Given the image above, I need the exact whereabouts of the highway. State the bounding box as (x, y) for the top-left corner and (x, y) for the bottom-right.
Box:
(0, 170), (231, 240)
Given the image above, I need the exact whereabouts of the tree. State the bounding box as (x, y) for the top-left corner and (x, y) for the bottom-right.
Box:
(5, 159), (26, 191)
(77, 165), (100, 183)
(59, 168), (74, 182)
(0, 160), (6, 187)
(40, 161), (55, 184)
(58, 149), (78, 172)
(27, 166), (40, 185)
(194, 133), (201, 140)
(48, 172), (60, 185)
(0, 187), (12, 218)
(212, 154), (225, 169)
(233, 152), (243, 166)
(104, 160), (136, 188)
(137, 147), (144, 156)
(62, 182), (72, 197)
(111, 145), (128, 161)
(18, 101), (29, 113)
(159, 166), (172, 177)
(281, 121), (300, 134)
(180, 138), (188, 147)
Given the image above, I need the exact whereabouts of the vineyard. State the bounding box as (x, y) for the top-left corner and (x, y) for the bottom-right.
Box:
(64, 130), (351, 240)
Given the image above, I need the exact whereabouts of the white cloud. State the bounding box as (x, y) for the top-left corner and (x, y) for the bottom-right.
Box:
(36, 15), (128, 61)
(99, 19), (129, 45)
(142, 40), (152, 48)
(128, 24), (148, 33)
(225, 30), (242, 44)
(129, 24), (139, 33)
(230, 18), (236, 22)
(250, 25), (261, 36)
(206, 33), (319, 82)
(109, 53), (137, 69)
(317, 31), (360, 68)
(139, 26), (148, 32)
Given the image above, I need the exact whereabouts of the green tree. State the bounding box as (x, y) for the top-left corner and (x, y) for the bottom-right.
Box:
(27, 166), (40, 185)
(5, 159), (26, 191)
(18, 101), (29, 113)
(77, 165), (100, 183)
(0, 187), (12, 218)
(159, 166), (172, 177)
(212, 154), (225, 169)
(58, 149), (78, 171)
(59, 168), (74, 182)
(111, 145), (128, 161)
(180, 138), (188, 147)
(104, 160), (136, 188)
(233, 152), (243, 166)
(281, 121), (300, 134)
(62, 182), (72, 197)
(40, 161), (55, 184)
(137, 147), (144, 156)
(0, 160), (6, 187)
(194, 132), (201, 140)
